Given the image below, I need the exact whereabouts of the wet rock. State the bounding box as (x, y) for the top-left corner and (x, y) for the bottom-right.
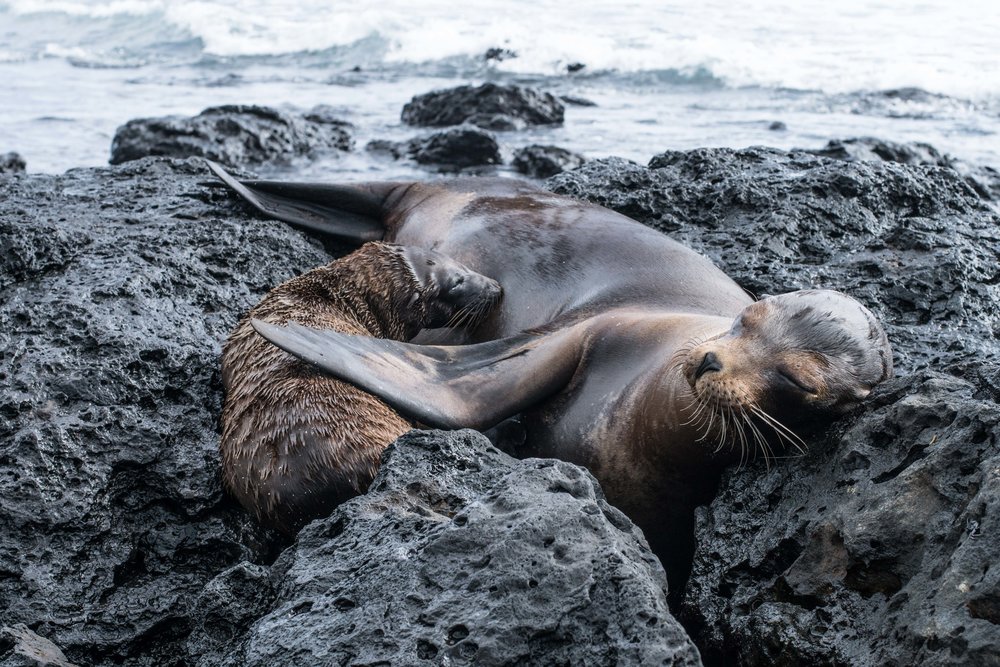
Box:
(767, 121), (787, 131)
(561, 95), (598, 107)
(222, 430), (700, 666)
(548, 146), (1000, 665)
(0, 157), (322, 666)
(566, 62), (586, 73)
(367, 127), (501, 169)
(512, 144), (586, 178)
(109, 105), (353, 167)
(484, 47), (517, 61)
(401, 83), (564, 130)
(0, 152), (26, 174)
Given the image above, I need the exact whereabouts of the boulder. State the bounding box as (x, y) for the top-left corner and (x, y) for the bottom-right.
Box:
(367, 127), (501, 170)
(547, 146), (1000, 665)
(401, 83), (564, 130)
(109, 105), (353, 167)
(0, 152), (26, 174)
(512, 144), (586, 178)
(194, 430), (700, 666)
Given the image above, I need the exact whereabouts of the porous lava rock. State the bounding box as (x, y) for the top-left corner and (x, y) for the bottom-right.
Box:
(401, 83), (564, 130)
(512, 144), (586, 178)
(202, 430), (700, 666)
(0, 157), (695, 665)
(0, 152), (26, 174)
(109, 105), (353, 167)
(548, 145), (1000, 666)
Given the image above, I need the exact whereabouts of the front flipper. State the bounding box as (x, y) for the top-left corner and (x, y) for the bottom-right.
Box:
(251, 319), (586, 431)
(207, 160), (391, 243)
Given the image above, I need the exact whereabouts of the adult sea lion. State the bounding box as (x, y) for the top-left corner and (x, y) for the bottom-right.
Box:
(220, 241), (501, 534)
(209, 161), (892, 593)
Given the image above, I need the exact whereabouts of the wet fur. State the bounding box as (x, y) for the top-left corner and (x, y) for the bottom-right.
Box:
(220, 242), (495, 533)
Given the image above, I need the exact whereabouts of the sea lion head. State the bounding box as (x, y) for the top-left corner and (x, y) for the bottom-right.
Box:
(397, 245), (503, 329)
(681, 289), (892, 456)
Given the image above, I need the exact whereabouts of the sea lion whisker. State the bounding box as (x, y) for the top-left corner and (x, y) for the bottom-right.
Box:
(750, 405), (808, 455)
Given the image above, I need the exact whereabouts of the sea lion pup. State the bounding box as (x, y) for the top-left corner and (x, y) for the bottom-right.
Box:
(220, 241), (501, 534)
(208, 162), (892, 595)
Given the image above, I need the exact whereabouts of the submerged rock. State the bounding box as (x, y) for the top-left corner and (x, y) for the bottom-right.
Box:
(512, 144), (586, 178)
(367, 127), (501, 169)
(548, 146), (1000, 665)
(401, 83), (565, 130)
(0, 152), (26, 174)
(109, 105), (353, 167)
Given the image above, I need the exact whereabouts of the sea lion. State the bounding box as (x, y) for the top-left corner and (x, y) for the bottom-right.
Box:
(220, 241), (501, 534)
(209, 162), (892, 594)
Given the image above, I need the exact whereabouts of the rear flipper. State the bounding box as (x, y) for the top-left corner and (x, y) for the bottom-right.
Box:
(206, 160), (396, 243)
(250, 319), (587, 431)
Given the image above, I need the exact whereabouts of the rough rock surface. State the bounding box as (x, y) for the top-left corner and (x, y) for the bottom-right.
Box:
(548, 146), (1000, 666)
(806, 136), (1000, 204)
(0, 152), (26, 174)
(0, 157), (692, 665)
(109, 105), (353, 167)
(367, 127), (501, 169)
(401, 83), (564, 130)
(512, 144), (586, 178)
(206, 430), (700, 666)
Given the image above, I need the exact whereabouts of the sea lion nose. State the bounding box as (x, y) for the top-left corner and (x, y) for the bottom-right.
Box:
(694, 352), (723, 379)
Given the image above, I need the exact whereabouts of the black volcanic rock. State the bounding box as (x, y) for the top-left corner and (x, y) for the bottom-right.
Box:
(0, 157), (693, 664)
(401, 83), (565, 130)
(204, 430), (700, 666)
(548, 146), (1000, 666)
(807, 136), (1000, 204)
(0, 152), (26, 174)
(109, 105), (353, 167)
(512, 144), (586, 178)
(367, 127), (501, 169)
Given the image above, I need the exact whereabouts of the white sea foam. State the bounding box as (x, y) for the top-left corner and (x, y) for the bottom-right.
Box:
(3, 0), (998, 98)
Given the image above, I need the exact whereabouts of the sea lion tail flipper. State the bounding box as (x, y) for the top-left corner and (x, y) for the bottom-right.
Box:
(250, 319), (584, 431)
(206, 160), (394, 243)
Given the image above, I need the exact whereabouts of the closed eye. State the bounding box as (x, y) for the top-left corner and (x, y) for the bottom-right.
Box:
(778, 371), (817, 394)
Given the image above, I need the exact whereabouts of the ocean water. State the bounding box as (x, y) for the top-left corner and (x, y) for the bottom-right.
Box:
(1, 0), (998, 178)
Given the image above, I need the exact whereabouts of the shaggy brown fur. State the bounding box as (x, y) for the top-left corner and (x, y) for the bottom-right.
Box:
(220, 241), (499, 533)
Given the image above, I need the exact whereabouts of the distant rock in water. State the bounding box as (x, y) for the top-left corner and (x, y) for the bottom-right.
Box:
(560, 94), (598, 107)
(401, 83), (565, 130)
(109, 105), (353, 167)
(767, 120), (787, 131)
(566, 62), (586, 73)
(483, 47), (517, 61)
(367, 127), (501, 169)
(512, 144), (586, 178)
(0, 152), (26, 174)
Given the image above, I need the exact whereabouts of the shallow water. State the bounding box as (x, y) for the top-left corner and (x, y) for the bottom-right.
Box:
(1, 0), (998, 177)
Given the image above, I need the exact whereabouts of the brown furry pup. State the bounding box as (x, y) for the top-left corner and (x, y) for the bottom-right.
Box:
(220, 241), (501, 533)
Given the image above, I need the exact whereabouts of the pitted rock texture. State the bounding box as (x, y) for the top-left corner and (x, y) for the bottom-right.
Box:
(109, 105), (353, 167)
(401, 83), (564, 130)
(681, 373), (1000, 667)
(0, 152), (26, 174)
(0, 157), (695, 665)
(212, 430), (700, 667)
(512, 144), (586, 178)
(549, 146), (1000, 665)
(0, 157), (326, 666)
